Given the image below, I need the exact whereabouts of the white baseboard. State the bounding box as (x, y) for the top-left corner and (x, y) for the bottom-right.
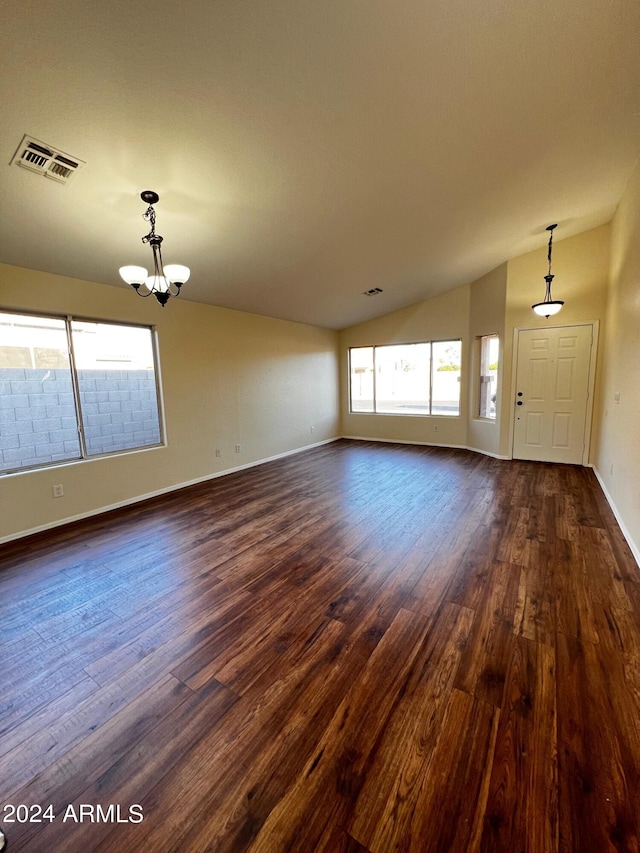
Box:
(0, 437), (338, 545)
(342, 435), (510, 460)
(591, 466), (640, 568)
(341, 434), (467, 451)
(465, 445), (511, 460)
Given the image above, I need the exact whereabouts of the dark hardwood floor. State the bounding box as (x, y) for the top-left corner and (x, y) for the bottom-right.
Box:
(1, 439), (639, 852)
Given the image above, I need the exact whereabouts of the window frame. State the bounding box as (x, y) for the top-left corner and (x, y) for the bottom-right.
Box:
(0, 309), (165, 476)
(348, 339), (462, 417)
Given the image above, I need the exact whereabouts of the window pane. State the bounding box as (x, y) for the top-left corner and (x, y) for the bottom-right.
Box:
(71, 321), (161, 455)
(0, 312), (81, 472)
(431, 340), (461, 416)
(349, 347), (374, 412)
(375, 343), (430, 414)
(478, 334), (499, 419)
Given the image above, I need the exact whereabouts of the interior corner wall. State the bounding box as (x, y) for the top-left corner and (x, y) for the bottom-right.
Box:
(467, 263), (507, 458)
(593, 161), (640, 562)
(338, 285), (471, 448)
(0, 264), (340, 542)
(500, 224), (611, 460)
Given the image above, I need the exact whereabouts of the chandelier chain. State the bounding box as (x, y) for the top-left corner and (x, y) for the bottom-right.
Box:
(141, 205), (157, 245)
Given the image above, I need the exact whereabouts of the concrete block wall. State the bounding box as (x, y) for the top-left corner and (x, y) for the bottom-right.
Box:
(0, 368), (161, 472)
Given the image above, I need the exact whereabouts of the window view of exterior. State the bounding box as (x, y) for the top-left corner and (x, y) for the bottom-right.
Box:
(71, 320), (161, 456)
(349, 346), (374, 412)
(375, 343), (431, 414)
(0, 311), (162, 474)
(0, 313), (81, 471)
(431, 340), (462, 416)
(349, 340), (461, 416)
(478, 334), (499, 419)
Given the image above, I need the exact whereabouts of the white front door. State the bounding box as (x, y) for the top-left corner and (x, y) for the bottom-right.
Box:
(513, 324), (594, 464)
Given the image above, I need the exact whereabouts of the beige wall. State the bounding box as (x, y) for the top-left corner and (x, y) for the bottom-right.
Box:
(338, 265), (508, 457)
(0, 264), (340, 542)
(501, 224), (610, 459)
(594, 161), (640, 560)
(339, 226), (611, 468)
(339, 285), (471, 448)
(3, 209), (636, 559)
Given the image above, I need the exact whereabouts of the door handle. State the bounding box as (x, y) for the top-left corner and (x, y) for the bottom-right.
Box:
(516, 401), (523, 406)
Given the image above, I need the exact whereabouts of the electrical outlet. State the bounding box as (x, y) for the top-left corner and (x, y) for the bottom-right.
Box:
(235, 444), (241, 453)
(215, 448), (222, 457)
(433, 425), (439, 432)
(52, 484), (64, 498)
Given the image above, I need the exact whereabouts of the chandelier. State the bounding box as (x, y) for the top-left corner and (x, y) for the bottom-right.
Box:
(119, 191), (190, 307)
(532, 223), (564, 318)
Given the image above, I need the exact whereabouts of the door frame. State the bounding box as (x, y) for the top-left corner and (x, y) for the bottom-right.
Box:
(508, 320), (599, 466)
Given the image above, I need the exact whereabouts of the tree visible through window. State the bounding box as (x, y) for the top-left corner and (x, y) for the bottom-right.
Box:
(349, 341), (461, 416)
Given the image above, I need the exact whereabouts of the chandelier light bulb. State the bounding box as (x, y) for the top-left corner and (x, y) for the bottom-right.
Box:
(119, 265), (148, 287)
(145, 275), (169, 293)
(163, 264), (191, 285)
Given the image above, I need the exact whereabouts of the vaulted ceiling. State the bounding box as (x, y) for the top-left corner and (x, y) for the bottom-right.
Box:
(1, 0), (638, 329)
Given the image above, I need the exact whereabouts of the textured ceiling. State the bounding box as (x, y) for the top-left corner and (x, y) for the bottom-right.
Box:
(0, 0), (638, 329)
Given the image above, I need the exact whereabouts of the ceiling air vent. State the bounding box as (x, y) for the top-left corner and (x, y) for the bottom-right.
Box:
(10, 135), (85, 185)
(363, 287), (383, 296)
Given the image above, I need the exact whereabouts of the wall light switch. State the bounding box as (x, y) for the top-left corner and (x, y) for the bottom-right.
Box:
(614, 392), (620, 404)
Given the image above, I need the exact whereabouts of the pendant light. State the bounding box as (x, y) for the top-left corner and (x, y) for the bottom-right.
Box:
(119, 191), (190, 307)
(532, 223), (564, 318)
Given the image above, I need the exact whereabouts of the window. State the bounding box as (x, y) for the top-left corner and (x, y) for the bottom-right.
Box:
(0, 311), (163, 474)
(349, 340), (461, 416)
(349, 346), (374, 412)
(478, 334), (499, 420)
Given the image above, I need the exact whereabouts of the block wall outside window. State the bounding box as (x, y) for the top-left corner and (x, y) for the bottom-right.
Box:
(0, 311), (163, 474)
(71, 320), (161, 456)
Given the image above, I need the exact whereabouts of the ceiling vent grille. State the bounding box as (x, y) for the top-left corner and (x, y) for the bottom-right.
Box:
(10, 135), (85, 185)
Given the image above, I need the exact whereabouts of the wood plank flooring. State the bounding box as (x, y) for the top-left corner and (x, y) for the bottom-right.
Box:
(1, 439), (639, 852)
